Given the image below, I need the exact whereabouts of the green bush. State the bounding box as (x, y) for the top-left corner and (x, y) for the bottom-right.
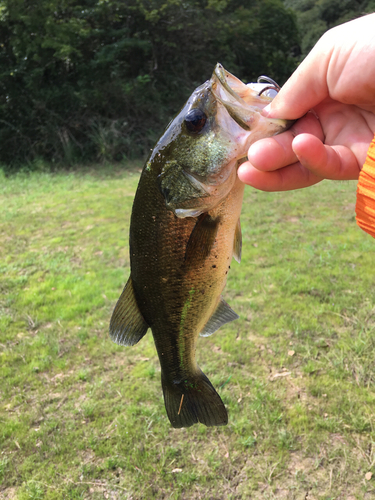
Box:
(0, 0), (299, 170)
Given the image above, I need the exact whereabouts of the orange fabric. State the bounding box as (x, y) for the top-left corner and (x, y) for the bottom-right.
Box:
(356, 136), (375, 238)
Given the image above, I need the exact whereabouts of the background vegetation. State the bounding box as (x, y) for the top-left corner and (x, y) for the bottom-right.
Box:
(285, 0), (375, 55)
(1, 0), (373, 171)
(0, 0), (299, 169)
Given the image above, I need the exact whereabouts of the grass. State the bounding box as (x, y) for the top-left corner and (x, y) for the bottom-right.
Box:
(1, 165), (375, 499)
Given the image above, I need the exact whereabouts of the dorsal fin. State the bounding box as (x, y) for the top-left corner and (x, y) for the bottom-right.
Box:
(109, 277), (149, 346)
(233, 217), (242, 263)
(200, 297), (239, 337)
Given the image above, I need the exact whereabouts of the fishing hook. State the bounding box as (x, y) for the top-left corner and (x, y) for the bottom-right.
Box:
(257, 76), (281, 96)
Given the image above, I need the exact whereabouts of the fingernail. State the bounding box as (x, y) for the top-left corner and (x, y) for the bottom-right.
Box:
(237, 163), (248, 180)
(292, 145), (304, 164)
(261, 104), (272, 117)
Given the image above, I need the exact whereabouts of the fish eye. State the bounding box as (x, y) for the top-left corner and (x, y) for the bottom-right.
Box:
(184, 109), (207, 133)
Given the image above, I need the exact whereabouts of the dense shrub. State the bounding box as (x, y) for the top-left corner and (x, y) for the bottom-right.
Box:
(0, 0), (299, 170)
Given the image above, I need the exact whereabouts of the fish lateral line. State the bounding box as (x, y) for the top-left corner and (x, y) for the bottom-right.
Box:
(178, 287), (195, 368)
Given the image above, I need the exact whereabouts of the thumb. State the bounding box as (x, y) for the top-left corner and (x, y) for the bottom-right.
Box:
(263, 37), (331, 120)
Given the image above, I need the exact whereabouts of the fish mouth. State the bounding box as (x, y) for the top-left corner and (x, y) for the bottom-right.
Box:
(211, 63), (291, 134)
(213, 63), (268, 107)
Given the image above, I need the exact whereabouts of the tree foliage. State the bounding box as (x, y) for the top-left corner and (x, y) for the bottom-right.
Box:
(0, 0), (299, 169)
(284, 0), (375, 56)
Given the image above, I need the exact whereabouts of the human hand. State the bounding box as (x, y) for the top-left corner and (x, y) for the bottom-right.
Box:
(238, 13), (375, 191)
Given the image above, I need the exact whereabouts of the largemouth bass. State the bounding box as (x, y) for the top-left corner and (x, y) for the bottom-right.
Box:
(110, 64), (291, 428)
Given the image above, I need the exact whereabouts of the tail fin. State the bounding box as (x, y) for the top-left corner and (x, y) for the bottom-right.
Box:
(161, 370), (228, 428)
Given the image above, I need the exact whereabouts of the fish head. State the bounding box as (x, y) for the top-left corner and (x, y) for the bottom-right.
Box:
(151, 63), (293, 218)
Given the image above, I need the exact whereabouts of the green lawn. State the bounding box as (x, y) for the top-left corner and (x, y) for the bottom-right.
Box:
(1, 166), (375, 499)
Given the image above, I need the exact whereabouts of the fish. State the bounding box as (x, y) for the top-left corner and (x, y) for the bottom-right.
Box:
(109, 64), (292, 428)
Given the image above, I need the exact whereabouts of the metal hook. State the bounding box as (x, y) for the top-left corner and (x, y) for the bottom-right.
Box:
(257, 76), (280, 96)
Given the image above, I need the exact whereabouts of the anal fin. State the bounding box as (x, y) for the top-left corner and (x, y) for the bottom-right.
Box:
(200, 297), (239, 337)
(109, 277), (149, 346)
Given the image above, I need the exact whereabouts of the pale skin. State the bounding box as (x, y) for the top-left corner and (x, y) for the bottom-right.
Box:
(238, 13), (375, 191)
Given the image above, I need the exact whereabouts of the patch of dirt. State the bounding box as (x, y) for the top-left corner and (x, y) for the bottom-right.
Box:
(0, 488), (17, 500)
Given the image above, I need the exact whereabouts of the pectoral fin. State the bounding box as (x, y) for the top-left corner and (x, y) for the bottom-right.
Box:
(109, 277), (149, 346)
(200, 297), (239, 337)
(184, 213), (219, 264)
(233, 218), (242, 263)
